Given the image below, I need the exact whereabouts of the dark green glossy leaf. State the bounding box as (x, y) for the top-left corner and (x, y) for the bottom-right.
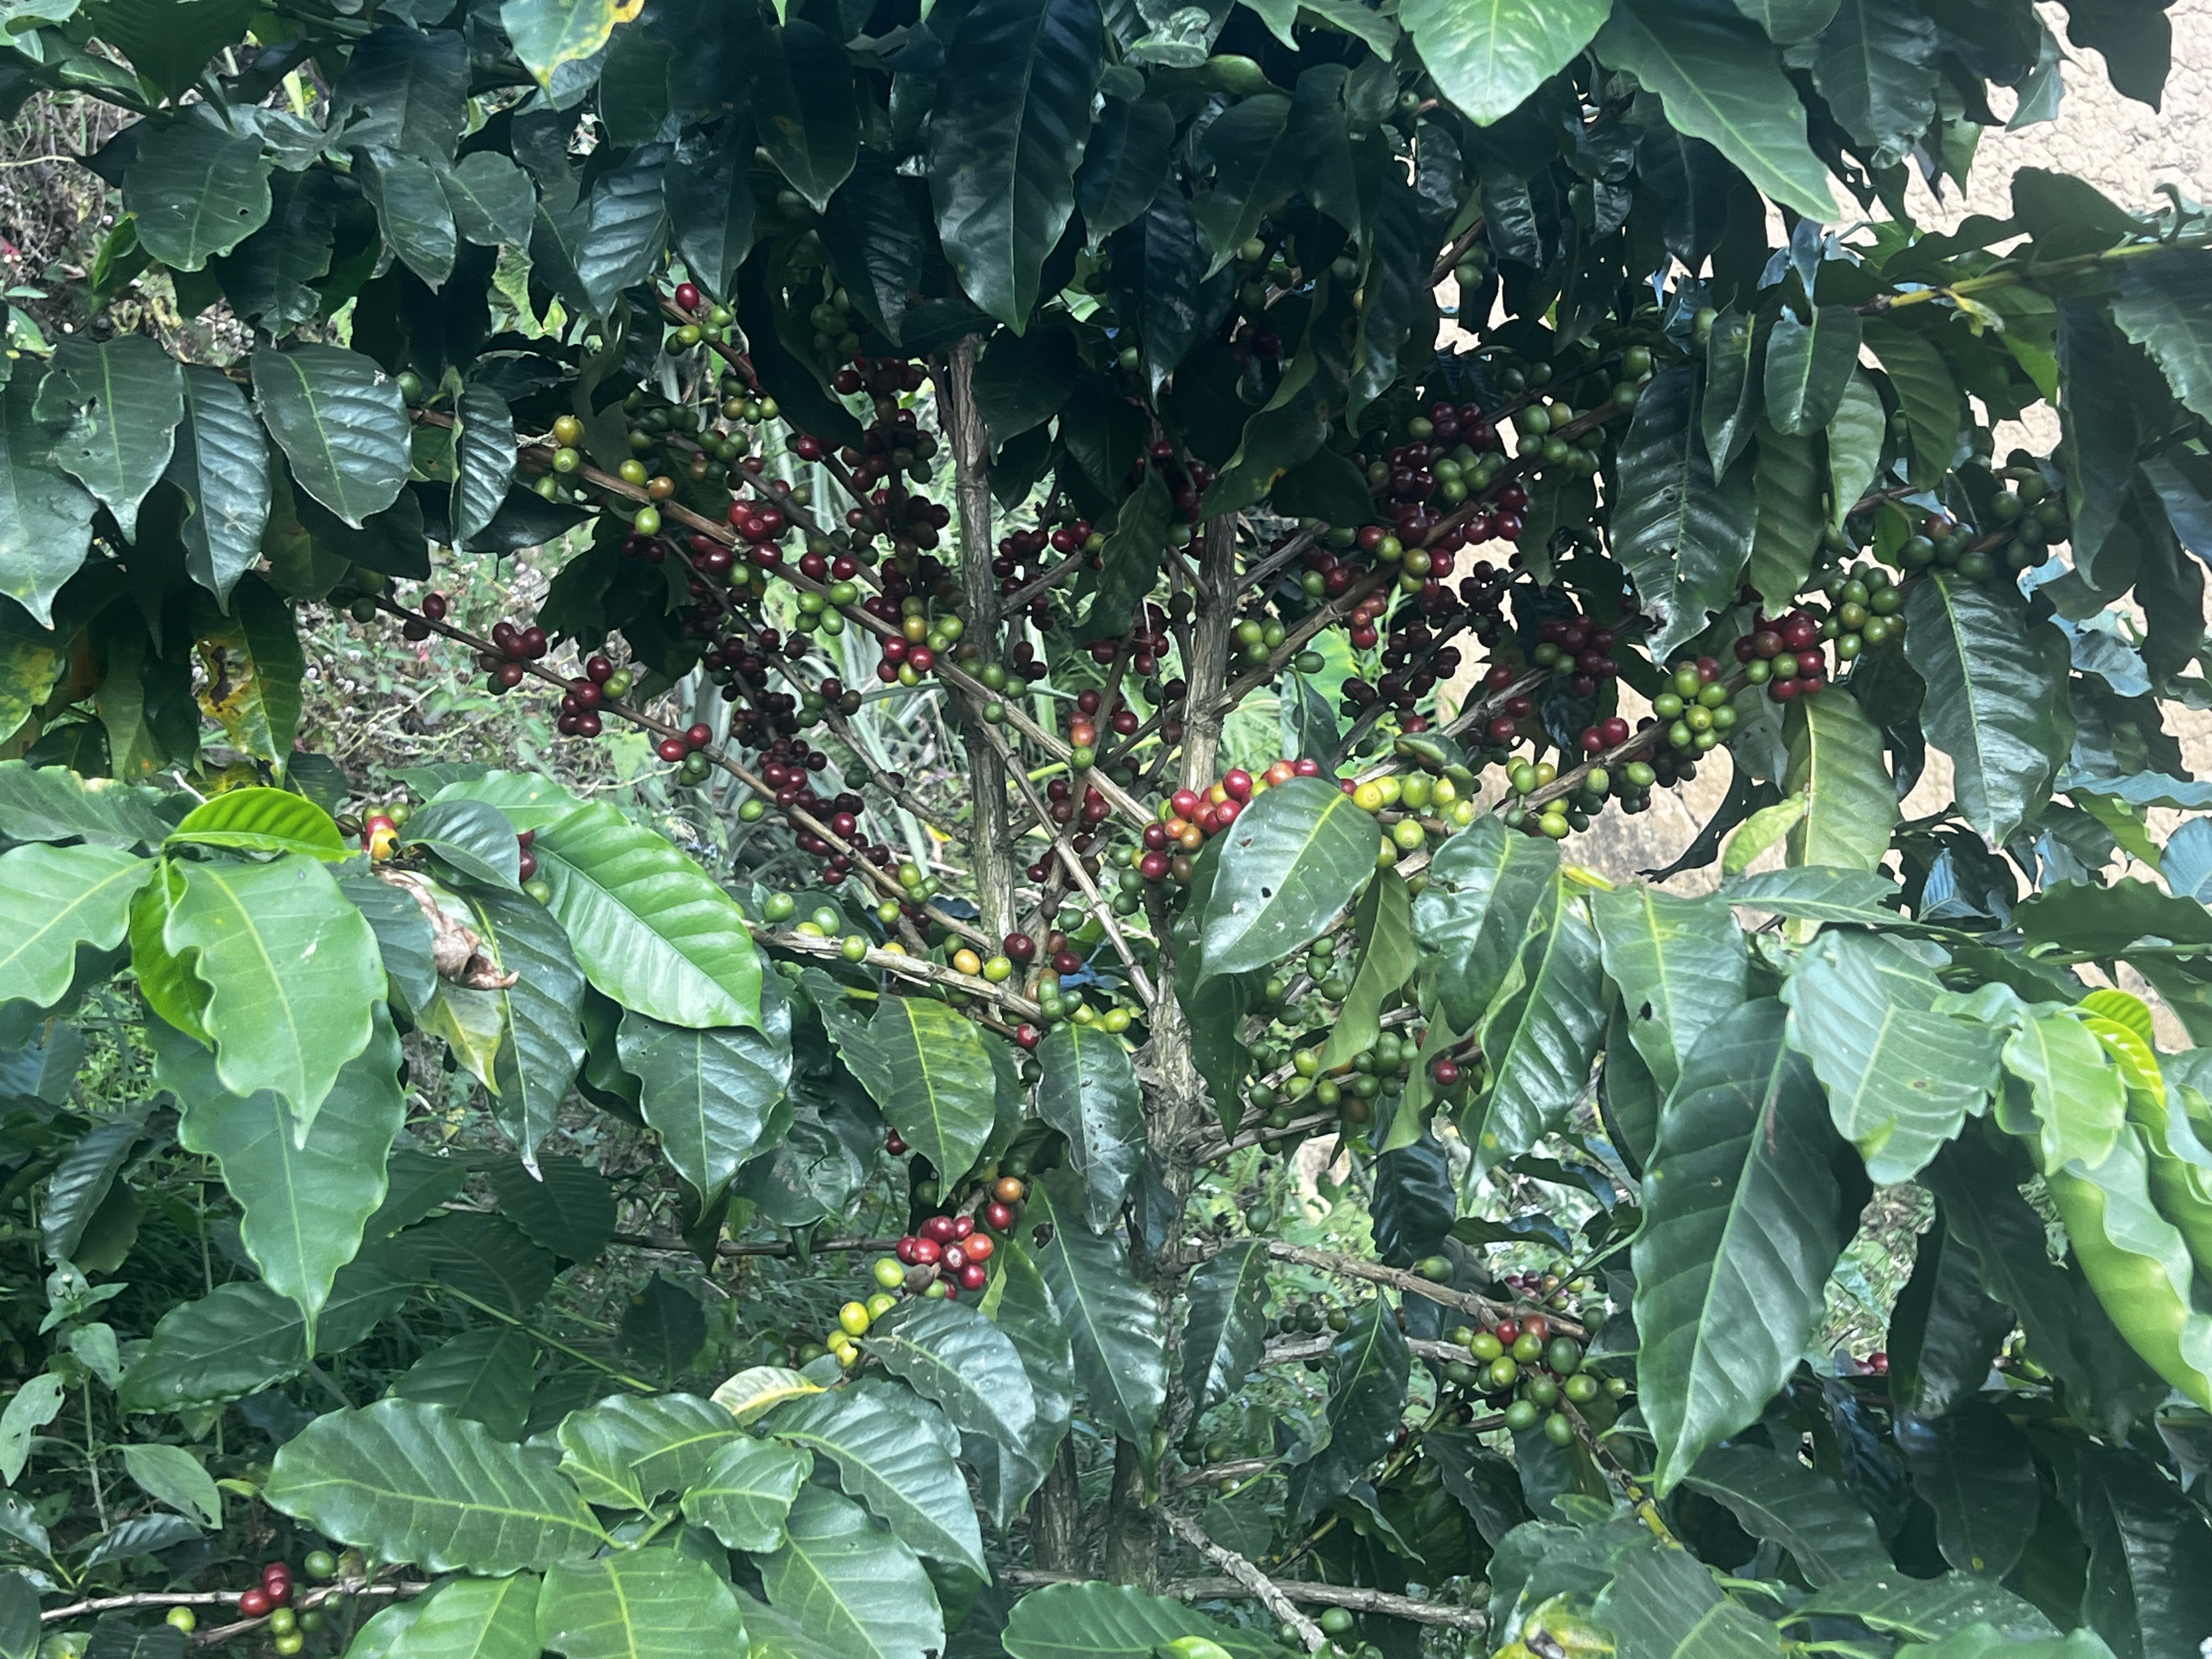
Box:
(1764, 305), (1863, 436)
(166, 365), (268, 607)
(1285, 1299), (1409, 1522)
(116, 1265), (405, 1412)
(1199, 776), (1381, 979)
(1073, 96), (1170, 241)
(1749, 420), (1822, 613)
(1703, 306), (1761, 477)
(2109, 250), (2212, 423)
(1180, 1239), (1268, 1417)
(442, 152), (537, 249)
(1799, 1572), (2059, 1640)
(664, 126), (757, 306)
(1633, 998), (1852, 1491)
(390, 1211), (556, 1317)
(1680, 1442), (1889, 1587)
(450, 385), (515, 548)
(2074, 1441), (2212, 1658)
(818, 147), (923, 345)
(858, 1299), (1036, 1460)
(1783, 690), (1896, 872)
(334, 26), (467, 164)
(926, 0), (1104, 330)
(1001, 1583), (1263, 1659)
(974, 325), (1079, 445)
(1035, 1023), (1143, 1229)
(523, 800), (761, 1030)
(1802, 0), (1939, 163)
(1370, 1133), (1454, 1269)
(390, 1328), (538, 1439)
(758, 1486), (942, 1659)
(1020, 1169), (1165, 1444)
(0, 377), (95, 627)
(1865, 319), (1961, 487)
(1611, 364), (1758, 659)
(750, 21), (856, 213)
(359, 153), (458, 289)
(1594, 1538), (1784, 1659)
(486, 1156), (614, 1264)
(1902, 1401), (2039, 1578)
(34, 334), (182, 541)
(1594, 0), (1835, 219)
(1886, 1217), (2014, 1420)
(252, 346), (411, 529)
(1903, 573), (2074, 849)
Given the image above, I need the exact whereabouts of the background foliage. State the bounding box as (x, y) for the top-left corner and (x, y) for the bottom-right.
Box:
(1, 1), (2210, 1658)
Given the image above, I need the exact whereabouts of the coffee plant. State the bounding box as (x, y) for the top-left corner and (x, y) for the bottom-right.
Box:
(1, 0), (2210, 1656)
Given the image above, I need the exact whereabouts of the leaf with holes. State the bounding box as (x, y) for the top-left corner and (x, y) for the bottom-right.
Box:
(1020, 1170), (1166, 1443)
(1199, 777), (1380, 980)
(1610, 364), (1758, 659)
(252, 346), (410, 529)
(1781, 928), (2002, 1183)
(122, 111), (271, 270)
(1591, 884), (1750, 1097)
(33, 335), (182, 542)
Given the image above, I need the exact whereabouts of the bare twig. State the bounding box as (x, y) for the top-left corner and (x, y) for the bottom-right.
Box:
(996, 1570), (1487, 1633)
(1162, 1511), (1327, 1652)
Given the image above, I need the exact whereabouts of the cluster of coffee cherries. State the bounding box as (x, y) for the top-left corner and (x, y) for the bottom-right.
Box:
(163, 1552), (339, 1652)
(992, 519), (1103, 627)
(1729, 611), (1832, 703)
(1340, 603), (1480, 732)
(1133, 758), (1328, 884)
(1243, 1011), (1427, 1148)
(1806, 562), (1906, 659)
(811, 1172), (1031, 1368)
(1346, 765), (1478, 857)
(1363, 402), (1514, 550)
(1439, 1315), (1619, 1444)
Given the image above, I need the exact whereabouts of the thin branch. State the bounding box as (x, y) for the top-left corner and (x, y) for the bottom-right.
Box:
(1260, 1240), (1587, 1338)
(758, 926), (1045, 1020)
(996, 1571), (1488, 1633)
(1162, 1511), (1328, 1652)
